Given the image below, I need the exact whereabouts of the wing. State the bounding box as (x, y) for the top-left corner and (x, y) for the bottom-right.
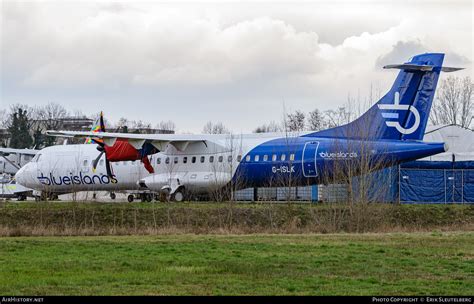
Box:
(0, 148), (39, 156)
(46, 130), (209, 151)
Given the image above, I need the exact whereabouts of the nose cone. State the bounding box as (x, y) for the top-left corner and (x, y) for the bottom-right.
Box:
(15, 163), (34, 188)
(15, 166), (26, 185)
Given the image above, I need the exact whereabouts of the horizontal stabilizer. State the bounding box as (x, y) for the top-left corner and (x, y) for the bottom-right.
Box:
(384, 64), (464, 73)
(441, 67), (464, 72)
(383, 64), (434, 71)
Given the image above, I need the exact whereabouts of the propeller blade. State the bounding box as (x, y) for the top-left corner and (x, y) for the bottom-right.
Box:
(105, 158), (113, 177)
(92, 151), (104, 172)
(99, 111), (106, 132)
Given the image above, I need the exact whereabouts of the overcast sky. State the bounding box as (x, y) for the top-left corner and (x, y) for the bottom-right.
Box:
(1, 0), (472, 133)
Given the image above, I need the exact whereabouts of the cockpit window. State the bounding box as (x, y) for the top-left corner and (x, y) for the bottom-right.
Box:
(32, 154), (42, 162)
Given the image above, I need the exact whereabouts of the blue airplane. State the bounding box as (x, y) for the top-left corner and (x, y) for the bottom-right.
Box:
(15, 53), (461, 201)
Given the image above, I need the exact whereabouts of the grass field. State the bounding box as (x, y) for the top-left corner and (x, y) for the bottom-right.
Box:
(0, 232), (472, 295)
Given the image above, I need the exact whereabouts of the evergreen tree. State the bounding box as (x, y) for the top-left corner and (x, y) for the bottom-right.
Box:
(8, 107), (33, 148)
(33, 127), (45, 148)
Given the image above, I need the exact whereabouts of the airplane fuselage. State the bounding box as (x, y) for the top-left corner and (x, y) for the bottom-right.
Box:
(16, 132), (446, 195)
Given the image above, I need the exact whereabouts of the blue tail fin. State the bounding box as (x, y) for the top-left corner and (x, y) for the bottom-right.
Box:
(309, 53), (459, 141)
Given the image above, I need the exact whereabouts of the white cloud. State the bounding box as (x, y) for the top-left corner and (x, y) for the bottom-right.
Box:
(1, 1), (472, 132)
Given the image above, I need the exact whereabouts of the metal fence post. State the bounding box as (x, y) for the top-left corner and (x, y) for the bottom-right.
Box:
(398, 165), (401, 205)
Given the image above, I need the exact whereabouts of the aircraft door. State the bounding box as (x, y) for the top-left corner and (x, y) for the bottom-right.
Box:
(302, 141), (319, 177)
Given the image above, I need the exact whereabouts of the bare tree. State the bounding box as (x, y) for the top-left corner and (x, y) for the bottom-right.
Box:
(130, 120), (152, 130)
(253, 121), (282, 133)
(36, 102), (68, 129)
(430, 76), (473, 128)
(0, 109), (7, 129)
(202, 121), (229, 134)
(286, 110), (306, 132)
(115, 117), (129, 132)
(324, 106), (353, 128)
(33, 103), (68, 146)
(156, 120), (176, 132)
(307, 109), (326, 131)
(71, 109), (88, 118)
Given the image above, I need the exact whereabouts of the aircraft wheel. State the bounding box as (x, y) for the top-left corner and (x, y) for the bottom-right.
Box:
(110, 193), (116, 200)
(17, 194), (26, 201)
(127, 194), (134, 203)
(35, 196), (40, 202)
(145, 193), (153, 202)
(172, 189), (185, 202)
(40, 192), (48, 201)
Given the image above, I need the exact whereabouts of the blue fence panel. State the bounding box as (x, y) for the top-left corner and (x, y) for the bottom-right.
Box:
(463, 170), (474, 203)
(400, 169), (446, 203)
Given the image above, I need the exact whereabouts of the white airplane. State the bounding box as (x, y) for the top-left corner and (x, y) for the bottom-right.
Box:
(15, 53), (461, 202)
(0, 148), (38, 175)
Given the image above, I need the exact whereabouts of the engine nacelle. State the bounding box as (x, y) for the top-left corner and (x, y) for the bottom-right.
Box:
(103, 139), (158, 173)
(104, 140), (142, 161)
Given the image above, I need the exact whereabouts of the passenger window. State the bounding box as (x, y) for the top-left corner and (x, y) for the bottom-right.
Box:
(192, 156), (196, 163)
(245, 155), (251, 162)
(254, 155), (259, 162)
(174, 157), (178, 164)
(190, 174), (197, 179)
(165, 157), (170, 164)
(83, 160), (88, 166)
(290, 154), (295, 161)
(157, 158), (161, 164)
(209, 156), (214, 163)
(183, 157), (187, 164)
(218, 156), (223, 162)
(200, 156), (205, 163)
(263, 155), (268, 161)
(281, 154), (286, 161)
(272, 154), (277, 161)
(237, 155), (242, 162)
(228, 155), (232, 162)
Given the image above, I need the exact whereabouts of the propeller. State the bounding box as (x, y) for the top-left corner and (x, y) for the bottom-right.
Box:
(90, 112), (114, 177)
(92, 142), (113, 176)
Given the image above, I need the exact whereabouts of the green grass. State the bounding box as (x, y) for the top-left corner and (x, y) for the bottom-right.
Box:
(0, 233), (472, 295)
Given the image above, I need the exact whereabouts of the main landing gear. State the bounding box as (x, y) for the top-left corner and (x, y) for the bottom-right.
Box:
(34, 192), (59, 202)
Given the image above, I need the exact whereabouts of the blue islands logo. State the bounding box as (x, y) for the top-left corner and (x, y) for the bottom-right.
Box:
(37, 172), (118, 186)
